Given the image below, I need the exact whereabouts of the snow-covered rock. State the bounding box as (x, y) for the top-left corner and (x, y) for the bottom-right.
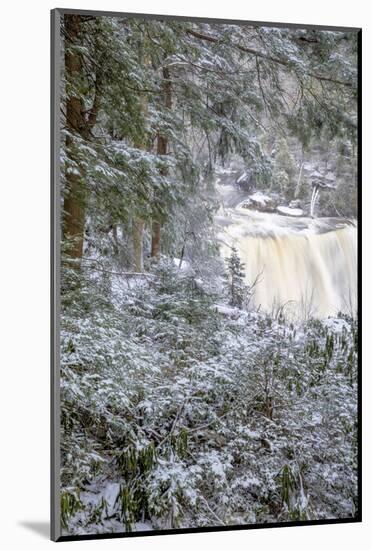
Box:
(276, 205), (304, 217)
(248, 192), (272, 206)
(240, 192), (277, 212)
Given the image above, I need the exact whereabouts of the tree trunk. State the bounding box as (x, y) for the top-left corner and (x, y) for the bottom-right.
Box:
(151, 221), (161, 257)
(132, 105), (148, 272)
(131, 54), (151, 272)
(294, 148), (305, 199)
(62, 15), (86, 262)
(132, 219), (145, 272)
(62, 15), (100, 263)
(151, 66), (172, 258)
(62, 15), (89, 263)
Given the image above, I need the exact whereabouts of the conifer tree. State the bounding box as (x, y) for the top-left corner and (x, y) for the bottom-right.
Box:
(225, 247), (247, 308)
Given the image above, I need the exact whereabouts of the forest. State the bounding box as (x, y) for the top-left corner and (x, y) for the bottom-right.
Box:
(58, 13), (359, 535)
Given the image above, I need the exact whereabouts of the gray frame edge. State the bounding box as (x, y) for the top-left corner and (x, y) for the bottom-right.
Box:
(54, 7), (361, 32)
(51, 7), (62, 542)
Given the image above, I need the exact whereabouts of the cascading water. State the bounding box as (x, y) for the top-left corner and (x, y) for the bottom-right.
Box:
(310, 186), (320, 218)
(217, 188), (357, 320)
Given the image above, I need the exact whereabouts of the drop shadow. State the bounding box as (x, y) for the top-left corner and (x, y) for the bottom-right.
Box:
(18, 521), (50, 539)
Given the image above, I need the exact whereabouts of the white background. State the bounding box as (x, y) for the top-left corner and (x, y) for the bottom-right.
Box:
(0, 0), (369, 548)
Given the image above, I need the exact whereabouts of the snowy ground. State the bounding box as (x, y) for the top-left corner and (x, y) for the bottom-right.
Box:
(61, 268), (358, 535)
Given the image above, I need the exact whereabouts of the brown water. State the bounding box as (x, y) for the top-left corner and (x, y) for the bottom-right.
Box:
(218, 204), (357, 319)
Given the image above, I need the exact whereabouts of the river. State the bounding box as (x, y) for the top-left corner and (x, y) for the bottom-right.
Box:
(217, 186), (357, 319)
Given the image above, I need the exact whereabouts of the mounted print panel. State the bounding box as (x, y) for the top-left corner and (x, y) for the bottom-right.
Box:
(51, 8), (361, 541)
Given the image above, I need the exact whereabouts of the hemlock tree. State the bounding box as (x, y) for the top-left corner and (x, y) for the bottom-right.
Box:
(61, 17), (357, 279)
(225, 247), (248, 308)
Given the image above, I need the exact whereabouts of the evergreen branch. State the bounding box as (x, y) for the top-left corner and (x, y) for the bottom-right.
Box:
(185, 28), (353, 87)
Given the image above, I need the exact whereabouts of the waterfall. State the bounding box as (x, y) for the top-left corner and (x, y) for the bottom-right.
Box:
(310, 186), (320, 218)
(218, 201), (357, 320)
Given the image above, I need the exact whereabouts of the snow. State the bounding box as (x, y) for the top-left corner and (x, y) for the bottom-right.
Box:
(276, 205), (304, 217)
(322, 317), (351, 333)
(215, 166), (235, 175)
(237, 476), (262, 489)
(134, 522), (153, 531)
(173, 258), (191, 271)
(215, 304), (242, 317)
(61, 272), (358, 534)
(246, 191), (272, 206)
(236, 171), (250, 184)
(311, 412), (323, 425)
(218, 200), (355, 240)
